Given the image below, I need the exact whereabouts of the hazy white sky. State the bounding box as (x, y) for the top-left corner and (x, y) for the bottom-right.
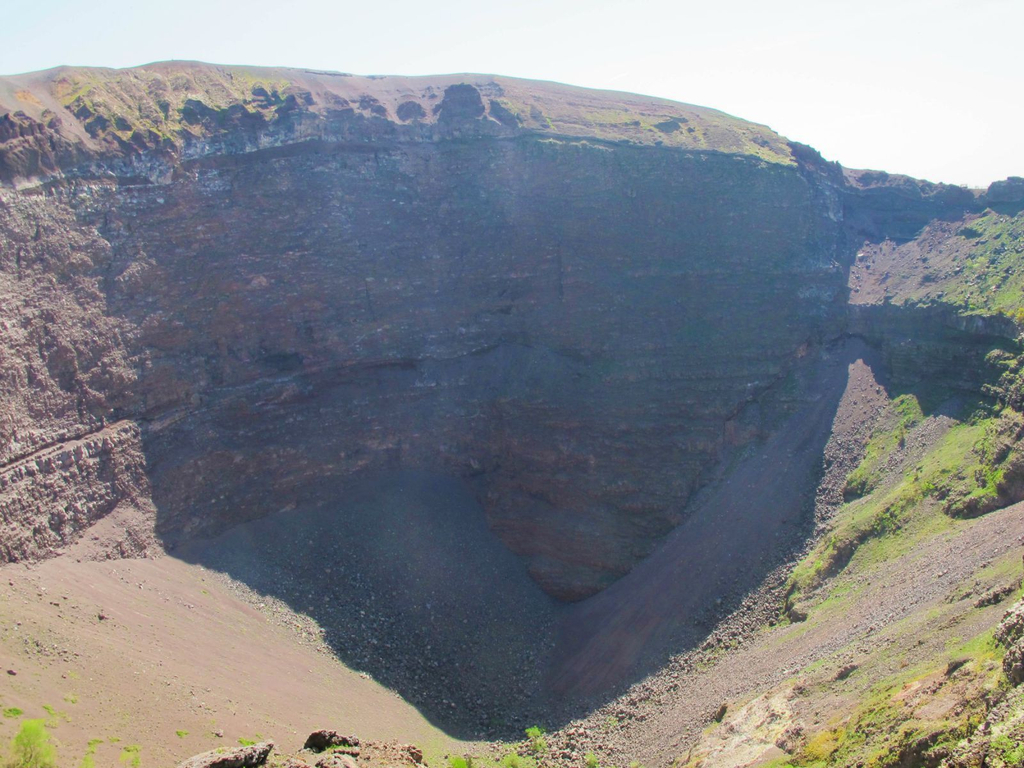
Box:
(4, 0), (1021, 186)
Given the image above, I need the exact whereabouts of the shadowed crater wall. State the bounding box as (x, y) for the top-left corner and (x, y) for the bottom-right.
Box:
(124, 135), (846, 603)
(175, 471), (563, 739)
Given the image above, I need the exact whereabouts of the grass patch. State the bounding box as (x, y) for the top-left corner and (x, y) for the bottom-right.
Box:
(989, 732), (1024, 766)
(524, 726), (547, 755)
(51, 66), (297, 150)
(917, 210), (1024, 317)
(844, 394), (924, 498)
(39, 705), (68, 729)
(500, 755), (537, 768)
(118, 744), (141, 767)
(946, 627), (1005, 669)
(776, 623), (1008, 768)
(79, 738), (103, 768)
(788, 408), (1022, 607)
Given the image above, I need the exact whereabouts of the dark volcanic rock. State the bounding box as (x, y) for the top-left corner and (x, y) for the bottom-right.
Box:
(488, 98), (519, 127)
(843, 167), (977, 242)
(125, 138), (845, 601)
(987, 176), (1024, 205)
(0, 110), (89, 184)
(304, 731), (359, 753)
(177, 741), (274, 768)
(435, 83), (486, 121)
(396, 100), (426, 122)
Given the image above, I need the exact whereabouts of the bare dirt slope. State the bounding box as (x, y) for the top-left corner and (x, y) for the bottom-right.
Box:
(0, 554), (459, 767)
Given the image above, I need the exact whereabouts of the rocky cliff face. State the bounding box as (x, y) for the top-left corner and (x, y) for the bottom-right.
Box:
(0, 61), (989, 602)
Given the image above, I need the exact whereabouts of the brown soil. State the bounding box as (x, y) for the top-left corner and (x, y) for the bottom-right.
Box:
(0, 555), (458, 767)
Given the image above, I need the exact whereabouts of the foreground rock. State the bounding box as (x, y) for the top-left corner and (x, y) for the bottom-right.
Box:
(996, 597), (1024, 685)
(236, 733), (427, 768)
(303, 730), (360, 753)
(940, 597), (1024, 767)
(177, 741), (274, 768)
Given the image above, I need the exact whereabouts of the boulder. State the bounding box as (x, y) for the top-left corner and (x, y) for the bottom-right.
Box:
(304, 731), (360, 753)
(316, 755), (359, 768)
(177, 741), (274, 768)
(987, 176), (1024, 205)
(403, 744), (425, 764)
(995, 598), (1024, 684)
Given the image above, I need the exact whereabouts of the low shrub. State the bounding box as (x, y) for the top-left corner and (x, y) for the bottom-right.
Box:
(4, 719), (57, 768)
(524, 726), (547, 755)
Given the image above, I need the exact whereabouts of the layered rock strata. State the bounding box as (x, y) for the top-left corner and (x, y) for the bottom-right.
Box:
(0, 62), (992, 602)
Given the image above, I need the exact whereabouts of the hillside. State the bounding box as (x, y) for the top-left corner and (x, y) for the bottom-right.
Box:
(0, 61), (793, 188)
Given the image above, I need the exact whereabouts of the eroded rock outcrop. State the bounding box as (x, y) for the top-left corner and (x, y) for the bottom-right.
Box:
(997, 597), (1024, 685)
(987, 175), (1024, 205)
(177, 741), (274, 768)
(303, 731), (359, 753)
(0, 420), (151, 561)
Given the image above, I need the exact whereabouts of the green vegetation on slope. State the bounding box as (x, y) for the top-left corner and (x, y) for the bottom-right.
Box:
(79, 738), (103, 768)
(771, 305), (1024, 767)
(885, 208), (1024, 320)
(52, 66), (297, 147)
(787, 398), (1024, 605)
(490, 86), (794, 163)
(843, 394), (924, 498)
(5, 62), (796, 167)
(938, 211), (1024, 318)
(3, 720), (57, 768)
(764, 649), (1001, 768)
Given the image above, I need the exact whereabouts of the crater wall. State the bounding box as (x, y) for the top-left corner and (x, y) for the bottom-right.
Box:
(0, 63), (975, 601)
